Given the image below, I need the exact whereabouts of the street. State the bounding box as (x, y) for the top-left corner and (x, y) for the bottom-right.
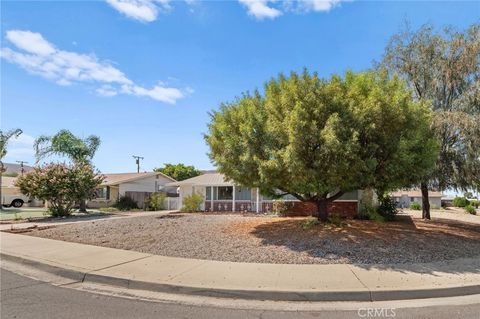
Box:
(1, 268), (480, 319)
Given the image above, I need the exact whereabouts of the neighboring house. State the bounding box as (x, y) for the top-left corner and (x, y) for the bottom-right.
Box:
(391, 189), (443, 208)
(88, 172), (176, 208)
(166, 172), (363, 217)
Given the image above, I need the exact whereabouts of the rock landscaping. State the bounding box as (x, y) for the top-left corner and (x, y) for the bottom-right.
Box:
(26, 212), (480, 264)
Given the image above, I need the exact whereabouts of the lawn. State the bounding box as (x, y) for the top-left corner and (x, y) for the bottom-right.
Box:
(0, 208), (49, 220)
(26, 212), (480, 264)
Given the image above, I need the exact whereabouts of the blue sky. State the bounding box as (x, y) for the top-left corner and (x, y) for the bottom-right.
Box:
(1, 0), (479, 173)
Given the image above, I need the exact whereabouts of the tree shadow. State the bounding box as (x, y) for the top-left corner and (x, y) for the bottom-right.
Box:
(249, 215), (480, 275)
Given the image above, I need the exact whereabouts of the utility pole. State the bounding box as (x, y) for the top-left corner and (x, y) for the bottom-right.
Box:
(132, 155), (144, 173)
(16, 160), (28, 176)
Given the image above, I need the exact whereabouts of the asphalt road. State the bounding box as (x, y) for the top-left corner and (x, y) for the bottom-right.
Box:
(1, 268), (480, 319)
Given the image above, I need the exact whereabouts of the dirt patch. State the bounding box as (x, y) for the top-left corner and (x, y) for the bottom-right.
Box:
(27, 213), (480, 264)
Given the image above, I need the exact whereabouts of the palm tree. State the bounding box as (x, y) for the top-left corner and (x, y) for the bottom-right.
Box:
(34, 129), (101, 212)
(0, 129), (23, 211)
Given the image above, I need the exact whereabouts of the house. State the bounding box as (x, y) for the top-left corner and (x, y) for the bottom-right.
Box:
(88, 172), (176, 208)
(165, 172), (363, 217)
(391, 189), (443, 209)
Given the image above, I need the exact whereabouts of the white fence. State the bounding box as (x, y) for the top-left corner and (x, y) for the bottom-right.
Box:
(164, 197), (180, 210)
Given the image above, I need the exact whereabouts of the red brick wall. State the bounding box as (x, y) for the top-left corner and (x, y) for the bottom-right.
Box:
(205, 200), (358, 218)
(286, 201), (358, 218)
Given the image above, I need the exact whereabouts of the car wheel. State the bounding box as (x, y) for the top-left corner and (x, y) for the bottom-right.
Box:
(11, 199), (24, 208)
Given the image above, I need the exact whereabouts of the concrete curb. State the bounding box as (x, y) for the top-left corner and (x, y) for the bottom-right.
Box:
(2, 253), (480, 302)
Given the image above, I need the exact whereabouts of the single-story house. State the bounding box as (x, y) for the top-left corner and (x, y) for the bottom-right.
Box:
(88, 172), (176, 208)
(166, 172), (363, 217)
(391, 189), (443, 208)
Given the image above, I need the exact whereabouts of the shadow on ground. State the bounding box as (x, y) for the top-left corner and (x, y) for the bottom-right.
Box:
(249, 215), (480, 274)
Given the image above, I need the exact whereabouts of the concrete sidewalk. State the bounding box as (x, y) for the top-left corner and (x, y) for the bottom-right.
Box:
(1, 232), (479, 301)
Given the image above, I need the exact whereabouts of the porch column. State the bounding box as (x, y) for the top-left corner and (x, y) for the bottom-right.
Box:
(232, 185), (236, 212)
(210, 186), (214, 212)
(256, 188), (260, 213)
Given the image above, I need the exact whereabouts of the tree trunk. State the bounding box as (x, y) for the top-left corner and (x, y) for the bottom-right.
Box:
(79, 200), (87, 213)
(421, 182), (431, 220)
(315, 200), (328, 222)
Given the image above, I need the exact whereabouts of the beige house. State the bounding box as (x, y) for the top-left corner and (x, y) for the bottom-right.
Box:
(166, 172), (361, 217)
(391, 189), (443, 208)
(88, 172), (176, 208)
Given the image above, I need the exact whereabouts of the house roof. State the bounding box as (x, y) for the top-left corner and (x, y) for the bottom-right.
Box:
(391, 189), (443, 198)
(165, 172), (232, 187)
(1, 176), (18, 188)
(102, 172), (176, 186)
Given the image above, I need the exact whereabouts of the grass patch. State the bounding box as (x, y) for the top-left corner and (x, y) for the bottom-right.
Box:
(98, 207), (119, 213)
(302, 217), (320, 230)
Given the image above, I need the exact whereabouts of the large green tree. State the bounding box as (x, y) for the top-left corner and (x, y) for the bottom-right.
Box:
(154, 163), (201, 181)
(0, 128), (23, 211)
(206, 70), (438, 221)
(382, 23), (480, 219)
(34, 129), (101, 211)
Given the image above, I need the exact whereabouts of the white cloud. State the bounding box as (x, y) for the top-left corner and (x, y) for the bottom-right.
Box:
(6, 30), (56, 56)
(239, 0), (282, 20)
(1, 30), (189, 104)
(239, 0), (346, 20)
(106, 0), (172, 22)
(296, 0), (342, 12)
(96, 85), (118, 97)
(122, 83), (186, 104)
(4, 133), (36, 160)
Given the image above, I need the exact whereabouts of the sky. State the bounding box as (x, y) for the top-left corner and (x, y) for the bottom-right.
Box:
(1, 0), (479, 174)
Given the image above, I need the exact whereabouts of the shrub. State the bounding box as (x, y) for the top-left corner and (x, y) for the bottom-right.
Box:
(181, 193), (203, 212)
(377, 194), (398, 221)
(114, 196), (138, 211)
(470, 200), (479, 208)
(357, 204), (385, 222)
(465, 205), (476, 215)
(326, 214), (347, 227)
(98, 207), (118, 213)
(409, 202), (421, 210)
(453, 197), (469, 207)
(272, 199), (291, 216)
(358, 204), (375, 220)
(16, 163), (103, 217)
(302, 217), (320, 230)
(148, 192), (166, 211)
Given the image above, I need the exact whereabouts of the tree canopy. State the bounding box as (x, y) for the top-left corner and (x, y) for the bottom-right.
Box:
(381, 23), (480, 218)
(34, 129), (101, 164)
(154, 163), (201, 181)
(206, 69), (438, 221)
(0, 128), (23, 161)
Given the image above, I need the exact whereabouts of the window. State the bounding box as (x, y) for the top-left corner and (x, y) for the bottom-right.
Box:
(236, 187), (252, 200)
(217, 186), (233, 200)
(94, 186), (110, 200)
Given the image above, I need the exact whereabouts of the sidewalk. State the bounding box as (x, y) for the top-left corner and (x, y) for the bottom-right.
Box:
(1, 232), (479, 301)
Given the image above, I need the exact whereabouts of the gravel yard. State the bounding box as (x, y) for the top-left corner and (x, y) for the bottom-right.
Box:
(26, 212), (480, 264)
